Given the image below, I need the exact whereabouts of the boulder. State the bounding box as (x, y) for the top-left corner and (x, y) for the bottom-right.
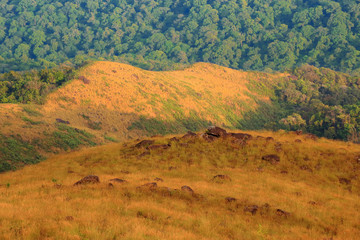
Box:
(181, 131), (197, 139)
(74, 175), (100, 185)
(109, 178), (127, 183)
(181, 185), (194, 194)
(262, 154), (280, 164)
(230, 133), (253, 141)
(206, 126), (227, 138)
(135, 140), (155, 148)
(244, 205), (259, 215)
(212, 175), (232, 182)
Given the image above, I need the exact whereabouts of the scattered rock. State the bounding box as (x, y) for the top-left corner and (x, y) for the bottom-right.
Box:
(295, 192), (302, 196)
(305, 134), (318, 141)
(338, 177), (351, 185)
(308, 201), (317, 205)
(168, 166), (177, 171)
(137, 182), (158, 190)
(259, 203), (271, 216)
(74, 175), (100, 186)
(244, 205), (259, 215)
(65, 216), (74, 221)
(181, 185), (194, 194)
(295, 139), (302, 143)
(276, 209), (290, 217)
(109, 178), (127, 183)
(262, 154), (280, 164)
(137, 151), (150, 158)
(300, 165), (313, 172)
(206, 126), (227, 138)
(266, 137), (274, 141)
(295, 130), (303, 135)
(108, 183), (114, 187)
(274, 142), (282, 152)
(147, 144), (171, 150)
(225, 197), (237, 203)
(112, 70), (117, 73)
(230, 133), (253, 141)
(212, 175), (232, 182)
(169, 137), (179, 142)
(56, 118), (70, 124)
(280, 170), (288, 174)
(135, 140), (155, 148)
(201, 133), (217, 142)
(154, 177), (164, 182)
(181, 131), (197, 139)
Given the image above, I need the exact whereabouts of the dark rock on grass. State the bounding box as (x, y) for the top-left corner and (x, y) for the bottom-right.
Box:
(169, 137), (179, 142)
(147, 144), (171, 150)
(206, 126), (227, 138)
(65, 216), (74, 221)
(230, 133), (253, 141)
(308, 201), (317, 205)
(262, 154), (280, 164)
(137, 151), (150, 158)
(56, 118), (70, 124)
(280, 170), (288, 174)
(244, 205), (259, 215)
(181, 131), (197, 139)
(300, 165), (313, 173)
(154, 177), (163, 182)
(338, 177), (351, 185)
(212, 175), (232, 182)
(225, 197), (237, 203)
(135, 140), (155, 148)
(74, 175), (100, 186)
(137, 182), (158, 190)
(108, 183), (114, 187)
(305, 134), (318, 141)
(295, 139), (302, 143)
(201, 133), (217, 142)
(276, 209), (290, 217)
(109, 178), (127, 183)
(266, 137), (274, 141)
(168, 166), (177, 171)
(295, 130), (303, 135)
(181, 185), (194, 194)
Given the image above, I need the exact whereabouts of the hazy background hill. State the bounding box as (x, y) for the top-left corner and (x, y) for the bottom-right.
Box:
(2, 0), (360, 73)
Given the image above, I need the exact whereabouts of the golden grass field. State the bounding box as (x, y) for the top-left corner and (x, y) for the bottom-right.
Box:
(0, 128), (359, 239)
(0, 61), (286, 152)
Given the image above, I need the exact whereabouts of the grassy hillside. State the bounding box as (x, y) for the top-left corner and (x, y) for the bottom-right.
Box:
(0, 61), (287, 171)
(0, 128), (359, 239)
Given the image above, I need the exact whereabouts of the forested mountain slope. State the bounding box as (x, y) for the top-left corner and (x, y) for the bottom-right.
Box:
(1, 0), (360, 73)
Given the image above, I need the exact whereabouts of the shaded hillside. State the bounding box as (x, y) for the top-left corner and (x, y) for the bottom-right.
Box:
(2, 0), (360, 73)
(0, 127), (359, 239)
(0, 61), (286, 171)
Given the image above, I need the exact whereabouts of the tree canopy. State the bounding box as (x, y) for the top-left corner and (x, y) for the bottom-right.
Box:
(1, 0), (360, 72)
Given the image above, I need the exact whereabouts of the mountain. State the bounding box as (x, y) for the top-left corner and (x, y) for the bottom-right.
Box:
(1, 0), (360, 73)
(0, 127), (359, 239)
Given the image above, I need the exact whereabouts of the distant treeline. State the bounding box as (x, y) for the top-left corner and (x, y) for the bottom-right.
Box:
(1, 0), (360, 73)
(275, 65), (360, 142)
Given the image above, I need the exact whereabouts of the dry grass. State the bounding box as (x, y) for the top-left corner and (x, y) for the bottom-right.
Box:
(0, 61), (285, 148)
(0, 129), (359, 239)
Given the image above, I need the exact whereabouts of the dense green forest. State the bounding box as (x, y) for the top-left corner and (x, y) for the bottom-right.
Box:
(1, 0), (360, 72)
(275, 65), (360, 142)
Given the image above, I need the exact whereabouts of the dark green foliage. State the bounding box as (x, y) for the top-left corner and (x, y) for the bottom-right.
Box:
(0, 64), (76, 103)
(275, 65), (360, 141)
(1, 0), (360, 73)
(0, 134), (44, 172)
